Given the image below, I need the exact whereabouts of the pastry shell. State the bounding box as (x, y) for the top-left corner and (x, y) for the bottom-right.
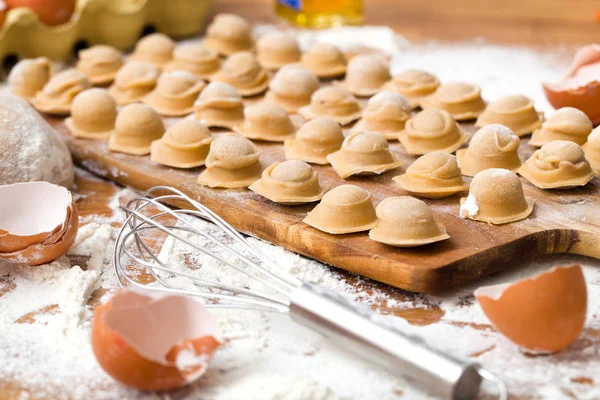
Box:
(108, 103), (165, 155)
(298, 86), (362, 126)
(233, 102), (299, 142)
(265, 65), (320, 112)
(582, 126), (600, 172)
(256, 31), (301, 70)
(8, 57), (53, 101)
(31, 69), (92, 115)
(76, 45), (124, 85)
(203, 13), (254, 56)
(212, 51), (269, 97)
(144, 71), (206, 117)
(475, 94), (543, 137)
(130, 33), (175, 67)
(108, 61), (160, 105)
(284, 117), (344, 165)
(249, 160), (326, 204)
(369, 196), (449, 247)
(163, 44), (221, 80)
(333, 54), (391, 97)
(421, 82), (486, 121)
(529, 107), (593, 147)
(399, 108), (469, 155)
(300, 42), (347, 79)
(327, 131), (403, 179)
(65, 88), (116, 140)
(303, 184), (377, 234)
(150, 120), (213, 169)
(382, 69), (440, 109)
(351, 90), (411, 141)
(193, 82), (245, 129)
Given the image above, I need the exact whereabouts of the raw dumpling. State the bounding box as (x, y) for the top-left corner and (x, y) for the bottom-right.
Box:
(475, 94), (542, 137)
(300, 42), (347, 78)
(383, 69), (440, 109)
(256, 31), (301, 70)
(399, 108), (469, 155)
(108, 61), (160, 105)
(421, 82), (485, 121)
(164, 44), (221, 79)
(193, 82), (244, 129)
(31, 69), (92, 115)
(333, 54), (390, 97)
(76, 45), (124, 85)
(150, 120), (213, 169)
(212, 51), (269, 96)
(351, 91), (411, 141)
(265, 65), (320, 112)
(8, 57), (53, 100)
(284, 117), (344, 164)
(203, 13), (254, 56)
(130, 33), (175, 67)
(108, 104), (165, 155)
(143, 71), (206, 117)
(582, 126), (600, 172)
(233, 102), (298, 142)
(65, 88), (116, 140)
(298, 86), (362, 125)
(530, 107), (593, 147)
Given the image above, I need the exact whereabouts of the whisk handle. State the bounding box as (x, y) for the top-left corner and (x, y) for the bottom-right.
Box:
(289, 282), (493, 400)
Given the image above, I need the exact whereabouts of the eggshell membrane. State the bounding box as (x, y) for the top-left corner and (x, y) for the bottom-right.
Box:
(333, 54), (391, 97)
(8, 57), (53, 100)
(369, 196), (449, 247)
(518, 140), (595, 189)
(65, 88), (117, 140)
(150, 120), (213, 169)
(109, 104), (165, 155)
(144, 71), (206, 117)
(421, 82), (486, 121)
(203, 13), (254, 56)
(382, 69), (440, 109)
(265, 65), (320, 112)
(164, 44), (221, 79)
(256, 32), (301, 70)
(298, 86), (362, 126)
(394, 152), (469, 198)
(212, 52), (269, 97)
(31, 69), (92, 115)
(284, 117), (344, 165)
(303, 184), (377, 234)
(108, 61), (160, 105)
(233, 102), (299, 142)
(351, 91), (411, 141)
(76, 45), (124, 85)
(475, 264), (587, 354)
(456, 124), (522, 177)
(529, 107), (593, 148)
(582, 126), (600, 172)
(249, 160), (326, 205)
(130, 33), (175, 67)
(92, 289), (222, 391)
(194, 82), (245, 128)
(399, 108), (469, 155)
(300, 42), (347, 78)
(475, 94), (543, 137)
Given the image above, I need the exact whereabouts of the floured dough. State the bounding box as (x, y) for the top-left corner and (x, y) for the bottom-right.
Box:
(76, 45), (124, 85)
(459, 168), (534, 225)
(298, 86), (362, 125)
(333, 54), (390, 97)
(394, 152), (469, 198)
(108, 103), (165, 155)
(65, 88), (116, 140)
(327, 131), (403, 179)
(351, 91), (411, 141)
(421, 82), (485, 121)
(233, 102), (298, 142)
(456, 124), (521, 177)
(108, 61), (160, 105)
(164, 44), (221, 79)
(194, 82), (245, 128)
(518, 140), (595, 189)
(265, 65), (320, 112)
(249, 160), (326, 204)
(369, 196), (449, 247)
(212, 51), (269, 96)
(150, 120), (213, 169)
(582, 126), (600, 172)
(144, 71), (206, 117)
(399, 108), (469, 155)
(475, 94), (542, 137)
(31, 69), (92, 115)
(203, 13), (254, 56)
(382, 69), (440, 109)
(300, 42), (347, 78)
(8, 57), (53, 100)
(303, 184), (377, 234)
(530, 107), (593, 147)
(130, 33), (175, 67)
(284, 117), (344, 164)
(256, 31), (301, 70)
(197, 134), (263, 188)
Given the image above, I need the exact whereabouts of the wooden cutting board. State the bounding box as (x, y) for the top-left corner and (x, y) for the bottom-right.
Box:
(47, 99), (600, 294)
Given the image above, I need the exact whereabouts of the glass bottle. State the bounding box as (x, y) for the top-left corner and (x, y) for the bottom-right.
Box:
(276, 0), (364, 29)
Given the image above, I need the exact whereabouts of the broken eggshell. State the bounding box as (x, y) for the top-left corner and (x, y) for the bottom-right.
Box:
(92, 289), (223, 391)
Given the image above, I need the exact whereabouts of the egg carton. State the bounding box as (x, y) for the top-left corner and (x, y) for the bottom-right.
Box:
(0, 0), (211, 63)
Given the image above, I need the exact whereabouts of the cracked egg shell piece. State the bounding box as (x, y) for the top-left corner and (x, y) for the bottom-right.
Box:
(143, 71), (206, 117)
(163, 44), (221, 79)
(382, 69), (440, 109)
(456, 124), (522, 177)
(248, 160), (326, 205)
(108, 61), (160, 105)
(212, 51), (270, 97)
(421, 82), (486, 121)
(303, 184), (377, 234)
(300, 42), (347, 79)
(197, 134), (263, 188)
(150, 120), (213, 169)
(65, 88), (117, 140)
(459, 168), (534, 225)
(369, 196), (449, 247)
(193, 82), (245, 129)
(8, 57), (53, 100)
(256, 31), (301, 70)
(333, 54), (391, 97)
(475, 94), (543, 137)
(530, 107), (593, 147)
(298, 86), (362, 126)
(399, 108), (469, 155)
(108, 104), (165, 155)
(327, 131), (403, 179)
(351, 91), (411, 141)
(76, 45), (124, 85)
(582, 126), (600, 173)
(203, 13), (254, 56)
(518, 140), (595, 189)
(394, 152), (469, 198)
(265, 65), (320, 112)
(284, 117), (344, 165)
(31, 69), (92, 115)
(233, 102), (299, 142)
(130, 33), (175, 67)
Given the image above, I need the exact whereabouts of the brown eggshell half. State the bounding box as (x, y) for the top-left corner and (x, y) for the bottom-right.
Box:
(92, 289), (223, 391)
(475, 264), (587, 354)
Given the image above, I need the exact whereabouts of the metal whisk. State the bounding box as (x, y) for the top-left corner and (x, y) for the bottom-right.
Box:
(114, 186), (507, 400)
